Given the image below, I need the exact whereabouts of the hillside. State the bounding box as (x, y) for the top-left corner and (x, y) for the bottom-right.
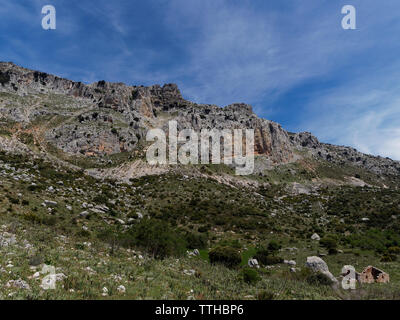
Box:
(0, 62), (400, 300)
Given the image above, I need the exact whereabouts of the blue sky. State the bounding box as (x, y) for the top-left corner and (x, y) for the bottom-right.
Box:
(1, 0), (400, 159)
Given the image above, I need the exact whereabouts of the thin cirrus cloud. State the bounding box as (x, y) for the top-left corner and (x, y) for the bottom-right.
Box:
(298, 68), (400, 160)
(0, 0), (399, 159)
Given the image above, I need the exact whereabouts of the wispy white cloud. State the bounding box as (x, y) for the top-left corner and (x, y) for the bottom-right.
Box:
(298, 63), (400, 160)
(1, 0), (400, 160)
(161, 0), (369, 106)
(159, 0), (400, 159)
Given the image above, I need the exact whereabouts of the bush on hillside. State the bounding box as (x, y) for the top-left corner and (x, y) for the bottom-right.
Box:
(130, 219), (186, 259)
(306, 272), (334, 286)
(254, 248), (283, 266)
(267, 240), (282, 254)
(209, 246), (241, 268)
(184, 231), (208, 250)
(241, 268), (261, 285)
(320, 237), (338, 250)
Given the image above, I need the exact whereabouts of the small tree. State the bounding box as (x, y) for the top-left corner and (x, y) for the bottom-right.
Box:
(209, 246), (241, 268)
(320, 236), (338, 255)
(241, 268), (261, 285)
(130, 219), (187, 259)
(267, 240), (281, 255)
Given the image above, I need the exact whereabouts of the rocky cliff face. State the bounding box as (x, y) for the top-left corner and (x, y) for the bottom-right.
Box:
(291, 132), (400, 177)
(1, 62), (399, 177)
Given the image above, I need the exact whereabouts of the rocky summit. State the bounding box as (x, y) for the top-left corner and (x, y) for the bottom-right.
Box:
(1, 62), (399, 178)
(0, 62), (400, 300)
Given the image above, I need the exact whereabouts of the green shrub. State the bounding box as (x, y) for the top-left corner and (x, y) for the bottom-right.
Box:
(241, 268), (261, 285)
(42, 216), (57, 226)
(306, 272), (333, 286)
(381, 254), (397, 262)
(7, 196), (19, 204)
(209, 246), (241, 268)
(267, 240), (281, 253)
(263, 256), (283, 265)
(28, 255), (44, 266)
(198, 225), (209, 233)
(18, 133), (34, 145)
(254, 249), (283, 266)
(23, 212), (42, 224)
(28, 184), (41, 192)
(328, 248), (338, 255)
(388, 246), (400, 254)
(75, 243), (85, 250)
(320, 237), (338, 250)
(93, 194), (108, 205)
(130, 219), (186, 259)
(347, 229), (400, 253)
(97, 226), (124, 254)
(320, 235), (339, 255)
(257, 290), (275, 300)
(184, 232), (207, 249)
(76, 229), (91, 238)
(218, 239), (241, 249)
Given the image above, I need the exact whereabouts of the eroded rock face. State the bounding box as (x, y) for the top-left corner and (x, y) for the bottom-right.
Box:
(1, 62), (400, 176)
(291, 131), (400, 176)
(0, 62), (296, 163)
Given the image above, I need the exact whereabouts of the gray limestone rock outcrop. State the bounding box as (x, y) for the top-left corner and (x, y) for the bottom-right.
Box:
(1, 61), (400, 177)
(0, 62), (296, 164)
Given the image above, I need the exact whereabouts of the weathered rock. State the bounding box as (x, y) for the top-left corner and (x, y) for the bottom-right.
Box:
(305, 256), (338, 283)
(94, 205), (109, 212)
(79, 211), (89, 218)
(284, 260), (297, 266)
(311, 233), (320, 241)
(1, 61), (400, 178)
(306, 256), (329, 273)
(116, 219), (125, 225)
(0, 232), (16, 247)
(248, 259), (260, 269)
(187, 249), (200, 257)
(6, 279), (30, 290)
(136, 212), (144, 219)
(44, 200), (58, 207)
(117, 285), (126, 293)
(55, 273), (67, 281)
(183, 269), (196, 276)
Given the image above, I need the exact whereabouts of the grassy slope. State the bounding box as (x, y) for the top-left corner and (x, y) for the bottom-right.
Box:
(1, 91), (400, 300)
(0, 148), (400, 300)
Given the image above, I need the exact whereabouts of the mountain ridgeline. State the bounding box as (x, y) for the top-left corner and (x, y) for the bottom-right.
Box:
(0, 61), (399, 182)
